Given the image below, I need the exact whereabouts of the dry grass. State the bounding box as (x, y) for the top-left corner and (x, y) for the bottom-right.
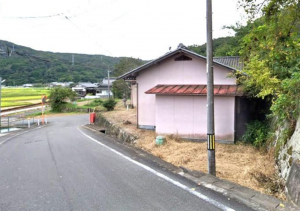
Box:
(101, 101), (284, 199)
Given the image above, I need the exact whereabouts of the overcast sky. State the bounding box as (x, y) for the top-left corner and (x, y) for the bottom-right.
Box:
(0, 0), (246, 60)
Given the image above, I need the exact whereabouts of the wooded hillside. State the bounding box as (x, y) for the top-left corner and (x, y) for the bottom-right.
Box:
(0, 40), (121, 85)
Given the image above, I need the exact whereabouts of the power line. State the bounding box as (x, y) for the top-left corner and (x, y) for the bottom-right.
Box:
(6, 12), (65, 19)
(5, 0), (120, 20)
(64, 15), (113, 56)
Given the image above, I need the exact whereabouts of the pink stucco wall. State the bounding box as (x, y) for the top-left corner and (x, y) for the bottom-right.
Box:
(136, 53), (236, 127)
(155, 95), (235, 141)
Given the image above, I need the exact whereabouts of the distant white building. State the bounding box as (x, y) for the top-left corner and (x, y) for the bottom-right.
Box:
(23, 84), (33, 88)
(97, 77), (116, 98)
(50, 82), (73, 87)
(72, 82), (99, 97)
(71, 79), (117, 98)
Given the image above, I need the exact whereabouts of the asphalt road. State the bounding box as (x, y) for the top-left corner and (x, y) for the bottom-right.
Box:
(0, 114), (255, 211)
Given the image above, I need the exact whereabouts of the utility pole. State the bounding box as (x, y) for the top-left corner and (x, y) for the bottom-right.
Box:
(107, 67), (111, 98)
(206, 0), (216, 176)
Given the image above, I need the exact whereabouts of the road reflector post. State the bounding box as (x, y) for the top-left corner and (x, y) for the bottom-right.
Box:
(28, 120), (30, 128)
(38, 119), (40, 126)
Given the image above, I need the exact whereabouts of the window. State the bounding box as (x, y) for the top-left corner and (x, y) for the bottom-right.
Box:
(175, 55), (192, 61)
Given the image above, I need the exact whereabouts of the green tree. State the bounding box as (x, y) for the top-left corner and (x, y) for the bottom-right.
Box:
(238, 0), (300, 123)
(188, 23), (252, 57)
(112, 58), (145, 77)
(49, 87), (76, 112)
(111, 58), (145, 99)
(112, 80), (130, 99)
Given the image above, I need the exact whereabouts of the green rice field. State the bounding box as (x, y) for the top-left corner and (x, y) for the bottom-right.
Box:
(1, 88), (50, 108)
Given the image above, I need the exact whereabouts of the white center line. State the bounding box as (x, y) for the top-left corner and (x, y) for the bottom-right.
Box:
(78, 128), (235, 211)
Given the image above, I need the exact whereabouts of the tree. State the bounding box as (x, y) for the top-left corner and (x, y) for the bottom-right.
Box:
(49, 87), (76, 112)
(112, 58), (145, 77)
(112, 58), (145, 99)
(112, 80), (130, 99)
(238, 0), (300, 123)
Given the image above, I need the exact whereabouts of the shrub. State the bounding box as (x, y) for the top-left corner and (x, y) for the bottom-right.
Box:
(93, 99), (103, 104)
(103, 98), (117, 111)
(242, 120), (269, 148)
(87, 99), (103, 107)
(49, 87), (76, 112)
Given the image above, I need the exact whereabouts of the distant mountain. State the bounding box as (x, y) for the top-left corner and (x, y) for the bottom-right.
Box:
(0, 40), (124, 86)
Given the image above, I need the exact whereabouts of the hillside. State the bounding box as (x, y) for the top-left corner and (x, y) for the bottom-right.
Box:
(0, 40), (122, 85)
(0, 35), (241, 86)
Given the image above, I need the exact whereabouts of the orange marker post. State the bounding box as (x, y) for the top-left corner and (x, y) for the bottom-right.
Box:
(41, 95), (47, 125)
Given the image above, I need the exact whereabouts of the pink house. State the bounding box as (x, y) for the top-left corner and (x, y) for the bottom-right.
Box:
(119, 45), (246, 143)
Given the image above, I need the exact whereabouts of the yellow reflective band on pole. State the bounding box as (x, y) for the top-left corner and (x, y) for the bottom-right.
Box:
(207, 134), (215, 150)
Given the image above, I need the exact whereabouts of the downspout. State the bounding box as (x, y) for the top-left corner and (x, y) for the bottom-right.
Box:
(234, 96), (237, 144)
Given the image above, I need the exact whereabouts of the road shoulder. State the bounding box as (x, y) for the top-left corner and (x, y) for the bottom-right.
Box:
(82, 124), (299, 211)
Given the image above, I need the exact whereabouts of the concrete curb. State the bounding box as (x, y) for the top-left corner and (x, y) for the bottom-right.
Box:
(179, 167), (299, 211)
(83, 124), (299, 211)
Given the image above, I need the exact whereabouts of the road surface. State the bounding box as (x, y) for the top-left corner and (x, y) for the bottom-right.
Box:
(0, 114), (255, 211)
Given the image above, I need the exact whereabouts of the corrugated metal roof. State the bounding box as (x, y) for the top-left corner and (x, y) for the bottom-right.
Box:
(213, 57), (243, 70)
(145, 84), (243, 96)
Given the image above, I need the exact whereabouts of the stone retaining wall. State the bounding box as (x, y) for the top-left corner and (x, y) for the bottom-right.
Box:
(277, 118), (300, 180)
(94, 113), (138, 143)
(286, 160), (300, 205)
(277, 117), (300, 205)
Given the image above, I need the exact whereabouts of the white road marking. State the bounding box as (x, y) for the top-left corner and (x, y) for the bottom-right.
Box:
(78, 128), (235, 211)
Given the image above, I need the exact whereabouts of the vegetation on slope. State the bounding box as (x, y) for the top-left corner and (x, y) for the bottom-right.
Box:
(0, 40), (123, 85)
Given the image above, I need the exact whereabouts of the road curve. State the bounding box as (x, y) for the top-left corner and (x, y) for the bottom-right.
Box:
(0, 114), (254, 211)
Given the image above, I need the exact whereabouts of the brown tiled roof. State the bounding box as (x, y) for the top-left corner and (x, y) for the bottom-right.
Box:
(213, 57), (244, 70)
(145, 84), (243, 96)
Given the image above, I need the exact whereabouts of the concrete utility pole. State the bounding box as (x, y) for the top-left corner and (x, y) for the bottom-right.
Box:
(206, 0), (216, 176)
(107, 67), (111, 98)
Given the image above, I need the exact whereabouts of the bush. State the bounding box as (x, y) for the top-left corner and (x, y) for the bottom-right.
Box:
(49, 87), (76, 112)
(87, 99), (103, 107)
(103, 98), (117, 111)
(93, 99), (103, 104)
(242, 120), (269, 148)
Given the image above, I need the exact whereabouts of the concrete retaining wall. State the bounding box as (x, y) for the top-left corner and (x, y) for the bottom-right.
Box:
(94, 113), (138, 143)
(286, 160), (300, 205)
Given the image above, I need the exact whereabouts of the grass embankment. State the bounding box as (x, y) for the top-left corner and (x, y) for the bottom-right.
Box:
(2, 88), (50, 108)
(101, 101), (285, 199)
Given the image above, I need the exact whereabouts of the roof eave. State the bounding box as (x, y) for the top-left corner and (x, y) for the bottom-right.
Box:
(118, 48), (238, 80)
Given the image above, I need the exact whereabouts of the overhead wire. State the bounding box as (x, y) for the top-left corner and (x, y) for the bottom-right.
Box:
(3, 0), (127, 57)
(64, 15), (113, 56)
